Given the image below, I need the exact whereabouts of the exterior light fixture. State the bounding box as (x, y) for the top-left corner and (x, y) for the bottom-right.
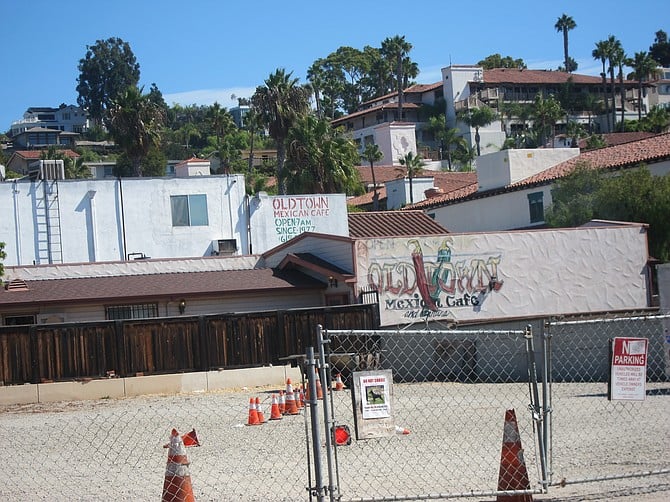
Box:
(179, 299), (186, 315)
(328, 276), (338, 288)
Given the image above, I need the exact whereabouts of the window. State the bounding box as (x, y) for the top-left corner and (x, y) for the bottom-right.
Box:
(527, 192), (544, 224)
(106, 304), (159, 320)
(3, 314), (36, 325)
(171, 194), (209, 226)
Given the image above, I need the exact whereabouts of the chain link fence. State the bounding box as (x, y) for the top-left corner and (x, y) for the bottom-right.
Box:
(0, 312), (668, 501)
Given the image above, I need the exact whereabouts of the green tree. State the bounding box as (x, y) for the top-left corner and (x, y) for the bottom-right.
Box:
(381, 35), (413, 121)
(398, 151), (425, 204)
(426, 115), (466, 170)
(361, 143), (384, 210)
(452, 144), (477, 171)
(640, 105), (670, 133)
(0, 241), (6, 278)
(477, 54), (527, 69)
(76, 37), (140, 126)
(251, 69), (311, 195)
(285, 115), (362, 195)
(546, 165), (670, 261)
(206, 102), (236, 172)
(531, 94), (564, 147)
(107, 86), (166, 176)
(457, 105), (497, 156)
(649, 30), (670, 67)
(555, 14), (577, 74)
(630, 51), (661, 120)
(602, 36), (624, 131)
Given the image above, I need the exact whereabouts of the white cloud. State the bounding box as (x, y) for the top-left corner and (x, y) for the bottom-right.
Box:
(163, 87), (256, 108)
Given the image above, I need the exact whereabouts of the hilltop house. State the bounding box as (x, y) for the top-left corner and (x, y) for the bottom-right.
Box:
(334, 65), (649, 163)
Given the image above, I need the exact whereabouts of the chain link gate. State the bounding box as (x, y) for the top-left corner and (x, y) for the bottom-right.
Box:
(544, 312), (670, 493)
(307, 325), (548, 501)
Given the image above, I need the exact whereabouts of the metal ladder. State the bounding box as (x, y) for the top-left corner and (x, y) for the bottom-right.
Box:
(35, 179), (63, 264)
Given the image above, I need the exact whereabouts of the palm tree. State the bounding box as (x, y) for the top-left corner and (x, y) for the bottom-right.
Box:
(361, 143), (384, 210)
(604, 36), (623, 131)
(630, 51), (660, 120)
(457, 105), (497, 156)
(107, 86), (165, 177)
(593, 40), (611, 131)
(285, 115), (360, 194)
(206, 102), (235, 173)
(555, 14), (577, 73)
(398, 151), (424, 204)
(251, 69), (310, 194)
(381, 35), (412, 121)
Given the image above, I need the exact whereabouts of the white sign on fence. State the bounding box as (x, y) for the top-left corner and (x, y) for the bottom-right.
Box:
(610, 337), (648, 401)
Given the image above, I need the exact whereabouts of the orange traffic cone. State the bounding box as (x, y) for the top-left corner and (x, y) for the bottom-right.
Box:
(285, 388), (299, 416)
(247, 397), (260, 426)
(255, 397), (266, 423)
(181, 429), (200, 447)
(315, 372), (324, 400)
(334, 373), (345, 391)
(278, 390), (286, 414)
(269, 393), (283, 420)
(395, 425), (410, 435)
(162, 428), (196, 502)
(496, 409), (532, 502)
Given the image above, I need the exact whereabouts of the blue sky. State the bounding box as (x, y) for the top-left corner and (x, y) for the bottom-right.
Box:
(1, 0), (666, 131)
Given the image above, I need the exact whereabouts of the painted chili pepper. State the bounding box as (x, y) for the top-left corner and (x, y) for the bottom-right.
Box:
(409, 240), (438, 311)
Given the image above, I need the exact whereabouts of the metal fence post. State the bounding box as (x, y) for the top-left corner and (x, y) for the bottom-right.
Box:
(306, 346), (325, 501)
(525, 324), (548, 491)
(317, 325), (339, 501)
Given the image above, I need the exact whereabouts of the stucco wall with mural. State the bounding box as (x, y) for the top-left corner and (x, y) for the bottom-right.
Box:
(354, 224), (650, 326)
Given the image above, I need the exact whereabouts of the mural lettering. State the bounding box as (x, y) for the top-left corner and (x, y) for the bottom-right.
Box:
(367, 239), (503, 318)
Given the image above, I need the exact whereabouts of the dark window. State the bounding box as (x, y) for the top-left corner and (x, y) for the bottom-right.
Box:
(3, 314), (36, 325)
(106, 304), (159, 320)
(528, 192), (544, 223)
(170, 194), (209, 226)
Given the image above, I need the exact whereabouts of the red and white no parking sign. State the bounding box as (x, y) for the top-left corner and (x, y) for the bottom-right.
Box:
(610, 337), (648, 401)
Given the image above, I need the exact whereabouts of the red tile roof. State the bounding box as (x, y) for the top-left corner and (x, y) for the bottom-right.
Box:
(515, 132), (670, 186)
(407, 132), (670, 209)
(332, 102), (420, 126)
(482, 68), (612, 85)
(577, 132), (656, 149)
(0, 268), (324, 308)
(348, 210), (449, 238)
(11, 149), (80, 160)
(359, 81), (442, 107)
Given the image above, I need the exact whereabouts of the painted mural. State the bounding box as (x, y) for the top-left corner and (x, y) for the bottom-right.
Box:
(356, 227), (650, 327)
(357, 236), (503, 325)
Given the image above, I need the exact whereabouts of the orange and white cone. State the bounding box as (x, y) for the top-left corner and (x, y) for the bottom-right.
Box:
(162, 428), (196, 502)
(334, 373), (345, 391)
(246, 397), (260, 426)
(269, 393), (282, 420)
(297, 385), (305, 409)
(181, 429), (200, 447)
(255, 397), (266, 424)
(315, 372), (324, 400)
(496, 409), (532, 502)
(278, 390), (286, 414)
(395, 425), (410, 435)
(285, 387), (299, 416)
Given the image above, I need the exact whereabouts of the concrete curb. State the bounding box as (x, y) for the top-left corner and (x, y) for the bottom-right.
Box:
(0, 365), (302, 405)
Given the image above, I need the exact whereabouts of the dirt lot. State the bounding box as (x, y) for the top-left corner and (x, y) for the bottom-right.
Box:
(0, 381), (668, 501)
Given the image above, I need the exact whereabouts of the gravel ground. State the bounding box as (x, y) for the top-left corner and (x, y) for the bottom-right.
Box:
(0, 381), (668, 501)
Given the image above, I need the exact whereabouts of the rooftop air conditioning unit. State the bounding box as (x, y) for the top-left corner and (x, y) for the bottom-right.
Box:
(213, 239), (237, 255)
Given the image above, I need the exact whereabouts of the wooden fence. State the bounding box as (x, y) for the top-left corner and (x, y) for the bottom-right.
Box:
(0, 304), (378, 385)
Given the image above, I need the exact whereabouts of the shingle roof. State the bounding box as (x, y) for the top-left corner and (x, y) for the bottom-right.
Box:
(348, 210), (449, 238)
(0, 268), (324, 308)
